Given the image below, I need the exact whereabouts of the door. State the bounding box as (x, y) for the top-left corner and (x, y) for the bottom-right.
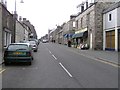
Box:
(106, 30), (115, 51)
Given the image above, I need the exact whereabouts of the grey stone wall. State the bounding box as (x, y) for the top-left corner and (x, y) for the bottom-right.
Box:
(75, 5), (95, 49)
(94, 2), (115, 50)
(0, 4), (2, 52)
(88, 10), (95, 49)
(0, 4), (3, 64)
(75, 2), (115, 50)
(15, 20), (25, 43)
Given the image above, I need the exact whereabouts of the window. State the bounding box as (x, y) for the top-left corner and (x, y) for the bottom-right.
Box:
(8, 44), (28, 50)
(76, 20), (78, 29)
(7, 16), (9, 28)
(81, 17), (83, 28)
(108, 14), (112, 21)
(73, 21), (75, 27)
(4, 31), (7, 47)
(87, 13), (90, 26)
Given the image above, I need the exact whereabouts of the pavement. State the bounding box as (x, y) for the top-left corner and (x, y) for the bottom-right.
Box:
(68, 46), (119, 66)
(0, 51), (3, 65)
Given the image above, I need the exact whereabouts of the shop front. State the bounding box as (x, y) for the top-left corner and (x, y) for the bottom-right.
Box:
(72, 30), (88, 49)
(63, 33), (74, 45)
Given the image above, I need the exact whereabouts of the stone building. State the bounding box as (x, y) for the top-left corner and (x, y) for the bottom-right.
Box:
(0, 2), (14, 63)
(22, 18), (37, 40)
(55, 26), (62, 44)
(48, 29), (54, 42)
(62, 22), (68, 45)
(74, 0), (115, 50)
(0, 3), (14, 48)
(62, 15), (76, 45)
(57, 29), (63, 44)
(15, 20), (29, 43)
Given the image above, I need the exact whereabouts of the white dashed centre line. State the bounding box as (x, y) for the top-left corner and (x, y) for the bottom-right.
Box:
(59, 63), (73, 77)
(52, 54), (57, 60)
(49, 51), (52, 54)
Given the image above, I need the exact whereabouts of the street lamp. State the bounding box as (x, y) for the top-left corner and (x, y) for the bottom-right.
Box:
(14, 0), (24, 14)
(12, 0), (24, 43)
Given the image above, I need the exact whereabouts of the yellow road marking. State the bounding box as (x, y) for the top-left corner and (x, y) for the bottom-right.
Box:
(0, 69), (6, 74)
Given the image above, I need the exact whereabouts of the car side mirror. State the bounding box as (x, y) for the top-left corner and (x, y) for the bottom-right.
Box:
(4, 46), (7, 51)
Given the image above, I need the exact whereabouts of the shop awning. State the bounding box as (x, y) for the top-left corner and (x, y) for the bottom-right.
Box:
(63, 34), (68, 38)
(72, 31), (88, 38)
(63, 34), (74, 38)
(68, 34), (74, 38)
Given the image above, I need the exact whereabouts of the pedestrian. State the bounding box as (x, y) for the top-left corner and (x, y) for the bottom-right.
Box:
(68, 40), (71, 47)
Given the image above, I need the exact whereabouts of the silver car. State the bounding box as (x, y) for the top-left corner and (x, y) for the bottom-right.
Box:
(26, 41), (38, 52)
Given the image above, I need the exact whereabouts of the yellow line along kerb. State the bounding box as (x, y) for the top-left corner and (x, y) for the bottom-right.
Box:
(0, 69), (6, 74)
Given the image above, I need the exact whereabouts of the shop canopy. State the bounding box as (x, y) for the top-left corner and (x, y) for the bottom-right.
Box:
(63, 34), (68, 38)
(72, 31), (88, 38)
(63, 34), (74, 38)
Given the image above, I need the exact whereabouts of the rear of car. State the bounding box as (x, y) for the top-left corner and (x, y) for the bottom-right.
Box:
(4, 43), (33, 65)
(26, 41), (38, 52)
(42, 39), (48, 43)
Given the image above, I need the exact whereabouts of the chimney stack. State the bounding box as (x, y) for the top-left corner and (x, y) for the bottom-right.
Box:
(19, 16), (22, 21)
(23, 18), (27, 21)
(1, 0), (4, 4)
(5, 0), (7, 8)
(86, 0), (88, 9)
(81, 3), (84, 12)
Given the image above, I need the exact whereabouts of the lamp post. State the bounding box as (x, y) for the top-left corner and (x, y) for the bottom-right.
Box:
(12, 0), (24, 43)
(14, 0), (24, 14)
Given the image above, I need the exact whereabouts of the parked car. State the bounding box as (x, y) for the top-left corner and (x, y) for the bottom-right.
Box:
(26, 41), (38, 52)
(29, 39), (39, 46)
(4, 43), (33, 65)
(81, 44), (89, 50)
(42, 39), (48, 43)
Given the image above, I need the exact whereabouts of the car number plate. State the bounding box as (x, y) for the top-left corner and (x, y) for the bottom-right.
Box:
(14, 52), (26, 55)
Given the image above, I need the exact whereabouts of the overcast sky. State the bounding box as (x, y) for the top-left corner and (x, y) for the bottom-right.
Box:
(6, 0), (86, 38)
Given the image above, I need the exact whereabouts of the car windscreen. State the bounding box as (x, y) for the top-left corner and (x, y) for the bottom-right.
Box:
(7, 44), (29, 51)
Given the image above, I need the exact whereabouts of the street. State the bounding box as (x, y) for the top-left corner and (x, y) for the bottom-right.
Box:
(2, 43), (118, 88)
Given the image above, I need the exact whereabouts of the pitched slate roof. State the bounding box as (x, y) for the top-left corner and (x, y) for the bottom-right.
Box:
(103, 1), (120, 14)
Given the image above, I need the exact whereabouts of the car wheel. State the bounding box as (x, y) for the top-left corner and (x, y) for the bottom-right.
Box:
(32, 57), (34, 60)
(34, 50), (37, 52)
(4, 62), (9, 66)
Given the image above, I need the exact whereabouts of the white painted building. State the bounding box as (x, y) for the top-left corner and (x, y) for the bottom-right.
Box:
(103, 2), (120, 51)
